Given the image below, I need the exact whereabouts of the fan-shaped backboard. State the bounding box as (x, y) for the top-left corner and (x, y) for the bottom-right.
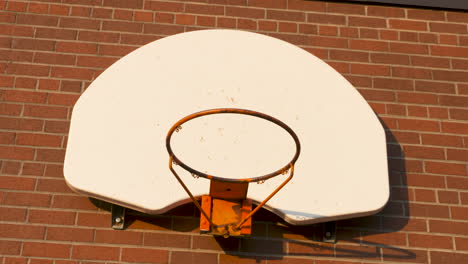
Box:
(64, 29), (389, 225)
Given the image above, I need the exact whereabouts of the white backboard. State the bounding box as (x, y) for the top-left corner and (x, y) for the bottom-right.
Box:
(64, 29), (389, 225)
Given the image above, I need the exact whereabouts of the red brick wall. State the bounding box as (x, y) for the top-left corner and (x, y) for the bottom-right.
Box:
(1, 0), (467, 263)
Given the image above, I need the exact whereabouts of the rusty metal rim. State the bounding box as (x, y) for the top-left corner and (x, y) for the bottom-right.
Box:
(166, 108), (301, 183)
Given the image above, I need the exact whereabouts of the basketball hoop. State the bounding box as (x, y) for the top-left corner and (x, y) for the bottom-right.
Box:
(166, 108), (301, 237)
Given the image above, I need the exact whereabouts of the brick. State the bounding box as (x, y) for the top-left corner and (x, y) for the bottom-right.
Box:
(22, 163), (45, 176)
(23, 105), (68, 119)
(407, 9), (445, 20)
(56, 41), (98, 55)
(426, 161), (467, 176)
(197, 15), (215, 27)
(288, 0), (326, 12)
(392, 66), (431, 79)
(0, 161), (21, 175)
(34, 52), (76, 66)
(186, 3), (224, 15)
(447, 177), (468, 190)
(47, 227), (94, 242)
(78, 31), (120, 43)
(439, 95), (468, 108)
(0, 24), (34, 37)
(77, 212), (109, 227)
(390, 43), (429, 55)
(442, 121), (468, 134)
(447, 149), (468, 162)
(0, 117), (43, 131)
(36, 178), (71, 193)
(329, 50), (368, 62)
(398, 118), (439, 132)
(134, 11), (153, 22)
(438, 190), (459, 204)
(35, 149), (65, 163)
(226, 6), (264, 19)
(431, 251), (468, 264)
(175, 14), (195, 25)
(0, 49), (34, 63)
(450, 108), (468, 121)
(17, 14), (58, 26)
(422, 134), (463, 147)
(0, 240), (21, 255)
(38, 79), (60, 91)
(28, 2), (48, 14)
(15, 77), (37, 89)
(414, 189), (436, 202)
(410, 203), (450, 218)
(456, 237), (468, 250)
(0, 146), (35, 160)
(350, 39), (388, 51)
(110, 10), (131, 22)
(144, 24), (184, 35)
(431, 220), (468, 236)
(121, 248), (169, 263)
(6, 63), (50, 76)
(0, 176), (36, 191)
(4, 90), (46, 104)
(368, 6), (405, 17)
(350, 16), (386, 28)
(50, 4), (70, 16)
(389, 19), (427, 31)
(451, 206), (468, 220)
(373, 78), (413, 91)
(44, 120), (70, 133)
(95, 230), (143, 245)
(431, 46), (468, 58)
(143, 232), (191, 248)
(428, 107), (448, 119)
(415, 81), (455, 94)
(434, 70), (468, 82)
(307, 13), (346, 25)
(351, 64), (389, 76)
(430, 22), (467, 34)
(16, 133), (62, 147)
(407, 105), (427, 117)
(36, 27), (76, 40)
(145, 1), (184, 12)
(0, 207), (27, 222)
(311, 36), (346, 48)
(103, 0), (143, 8)
(318, 25), (337, 36)
(398, 92), (438, 105)
(52, 195), (97, 210)
(0, 223), (45, 239)
(2, 192), (51, 207)
(327, 2), (365, 15)
(407, 172), (445, 188)
(171, 251), (217, 264)
(72, 245), (119, 261)
(453, 59), (468, 70)
(371, 53), (410, 65)
(400, 31), (418, 42)
(51, 66), (95, 80)
(28, 209), (75, 225)
(23, 242), (71, 258)
(48, 93), (80, 106)
(60, 17), (100, 30)
(411, 56), (450, 68)
(0, 132), (15, 144)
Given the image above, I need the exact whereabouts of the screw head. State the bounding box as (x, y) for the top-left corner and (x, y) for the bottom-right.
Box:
(115, 217), (122, 223)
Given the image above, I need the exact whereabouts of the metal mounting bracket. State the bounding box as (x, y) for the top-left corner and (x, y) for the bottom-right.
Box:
(322, 221), (337, 243)
(111, 204), (125, 230)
